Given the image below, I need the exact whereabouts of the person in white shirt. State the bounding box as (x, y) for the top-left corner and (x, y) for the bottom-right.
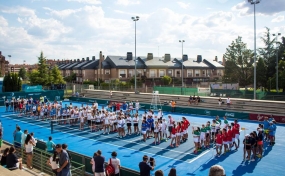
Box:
(47, 151), (59, 175)
(21, 130), (28, 147)
(161, 119), (168, 141)
(126, 115), (132, 135)
(157, 109), (163, 120)
(108, 151), (121, 176)
(103, 113), (110, 135)
(226, 97), (231, 108)
(25, 134), (36, 169)
(133, 114), (139, 135)
(90, 152), (98, 175)
(79, 110), (85, 131)
(135, 100), (140, 113)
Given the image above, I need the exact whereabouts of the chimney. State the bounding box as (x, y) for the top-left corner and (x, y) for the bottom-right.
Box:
(182, 54), (188, 61)
(99, 51), (103, 62)
(127, 52), (133, 60)
(92, 56), (95, 60)
(86, 57), (90, 61)
(82, 58), (85, 62)
(0, 51), (1, 55)
(147, 53), (153, 60)
(57, 59), (60, 62)
(197, 55), (202, 62)
(214, 56), (218, 61)
(164, 54), (171, 62)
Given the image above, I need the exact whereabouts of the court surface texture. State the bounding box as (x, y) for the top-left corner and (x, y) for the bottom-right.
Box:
(0, 101), (284, 176)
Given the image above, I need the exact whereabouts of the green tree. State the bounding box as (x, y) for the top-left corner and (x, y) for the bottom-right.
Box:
(3, 72), (22, 92)
(51, 65), (65, 84)
(278, 60), (285, 92)
(64, 72), (76, 83)
(224, 36), (254, 87)
(18, 67), (27, 80)
(36, 51), (49, 85)
(161, 75), (172, 85)
(28, 70), (41, 85)
(256, 58), (267, 88)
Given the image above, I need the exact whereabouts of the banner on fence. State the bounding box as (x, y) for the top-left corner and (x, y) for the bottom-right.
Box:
(249, 113), (285, 124)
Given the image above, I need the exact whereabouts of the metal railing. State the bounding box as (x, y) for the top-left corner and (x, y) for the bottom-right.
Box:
(12, 142), (85, 176)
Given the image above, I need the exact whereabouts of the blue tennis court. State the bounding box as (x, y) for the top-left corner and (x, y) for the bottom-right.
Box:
(0, 101), (284, 176)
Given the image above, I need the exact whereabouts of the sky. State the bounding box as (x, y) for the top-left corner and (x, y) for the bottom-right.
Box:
(0, 0), (285, 64)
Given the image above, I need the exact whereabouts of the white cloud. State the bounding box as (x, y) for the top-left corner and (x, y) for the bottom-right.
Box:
(232, 0), (285, 16)
(1, 6), (35, 16)
(43, 7), (80, 19)
(116, 0), (140, 6)
(177, 2), (190, 9)
(67, 0), (101, 4)
(272, 15), (284, 23)
(0, 16), (8, 27)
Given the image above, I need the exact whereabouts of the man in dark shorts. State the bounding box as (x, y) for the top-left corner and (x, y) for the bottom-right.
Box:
(55, 144), (71, 176)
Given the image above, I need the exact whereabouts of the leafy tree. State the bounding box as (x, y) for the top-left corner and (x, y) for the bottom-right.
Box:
(3, 72), (22, 92)
(36, 51), (49, 85)
(256, 58), (267, 88)
(278, 60), (285, 92)
(28, 70), (41, 85)
(18, 67), (27, 80)
(161, 75), (172, 85)
(51, 65), (65, 84)
(224, 36), (254, 87)
(64, 72), (76, 83)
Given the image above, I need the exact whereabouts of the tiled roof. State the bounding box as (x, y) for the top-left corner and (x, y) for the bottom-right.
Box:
(139, 56), (181, 68)
(178, 58), (209, 68)
(81, 60), (98, 69)
(64, 62), (80, 70)
(73, 61), (91, 70)
(106, 56), (145, 69)
(203, 59), (224, 68)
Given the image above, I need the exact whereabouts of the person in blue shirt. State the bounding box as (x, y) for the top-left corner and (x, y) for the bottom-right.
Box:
(272, 120), (277, 145)
(122, 102), (127, 113)
(141, 119), (148, 142)
(46, 136), (56, 153)
(263, 117), (270, 141)
(146, 116), (154, 138)
(268, 122), (275, 146)
(14, 126), (23, 148)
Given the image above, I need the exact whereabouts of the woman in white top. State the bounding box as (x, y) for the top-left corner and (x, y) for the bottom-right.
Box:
(25, 134), (36, 169)
(161, 118), (168, 140)
(46, 151), (59, 175)
(79, 110), (84, 131)
(153, 121), (160, 145)
(103, 113), (110, 134)
(108, 151), (121, 176)
(126, 115), (132, 135)
(133, 114), (139, 135)
(129, 101), (133, 113)
(90, 152), (98, 175)
(135, 100), (140, 113)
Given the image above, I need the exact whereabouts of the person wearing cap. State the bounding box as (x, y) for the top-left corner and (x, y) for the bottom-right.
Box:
(157, 109), (163, 121)
(55, 144), (71, 176)
(268, 121), (275, 146)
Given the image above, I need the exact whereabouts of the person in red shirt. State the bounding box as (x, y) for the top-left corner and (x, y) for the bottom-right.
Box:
(116, 102), (121, 113)
(227, 126), (233, 149)
(176, 122), (182, 147)
(231, 123), (238, 150)
(234, 120), (240, 148)
(182, 117), (190, 141)
(215, 130), (223, 157)
(170, 123), (177, 148)
(222, 128), (228, 154)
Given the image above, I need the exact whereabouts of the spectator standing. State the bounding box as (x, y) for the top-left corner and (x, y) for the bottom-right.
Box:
(168, 168), (177, 176)
(94, 150), (105, 176)
(108, 151), (120, 176)
(21, 130), (28, 147)
(46, 136), (56, 153)
(90, 152), (98, 175)
(218, 98), (222, 106)
(25, 134), (36, 169)
(55, 144), (71, 176)
(47, 151), (59, 175)
(30, 132), (37, 144)
(14, 126), (23, 148)
(208, 165), (225, 176)
(139, 155), (154, 176)
(6, 146), (23, 170)
(226, 97), (231, 108)
(171, 101), (176, 112)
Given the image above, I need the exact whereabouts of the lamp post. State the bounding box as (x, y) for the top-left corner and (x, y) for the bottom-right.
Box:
(272, 33), (281, 92)
(248, 0), (260, 99)
(131, 16), (139, 93)
(179, 40), (185, 87)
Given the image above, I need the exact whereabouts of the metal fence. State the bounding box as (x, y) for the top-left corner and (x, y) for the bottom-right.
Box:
(12, 142), (85, 176)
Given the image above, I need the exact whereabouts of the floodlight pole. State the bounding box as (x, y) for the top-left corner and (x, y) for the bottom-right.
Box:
(273, 33), (281, 92)
(249, 0), (260, 99)
(179, 40), (185, 87)
(132, 16), (139, 93)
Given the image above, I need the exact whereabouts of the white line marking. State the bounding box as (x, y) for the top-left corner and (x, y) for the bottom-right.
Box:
(2, 115), (197, 163)
(188, 150), (210, 163)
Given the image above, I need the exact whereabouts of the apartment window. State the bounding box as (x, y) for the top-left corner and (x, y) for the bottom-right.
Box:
(176, 70), (180, 77)
(105, 69), (110, 74)
(119, 70), (126, 78)
(202, 70), (205, 76)
(137, 70), (142, 76)
(129, 70), (133, 77)
(159, 70), (165, 77)
(168, 70), (172, 76)
(187, 69), (193, 77)
(195, 70), (200, 77)
(150, 70), (156, 77)
(105, 80), (110, 83)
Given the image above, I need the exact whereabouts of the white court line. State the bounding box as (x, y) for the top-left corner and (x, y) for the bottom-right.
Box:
(4, 114), (197, 156)
(188, 150), (210, 163)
